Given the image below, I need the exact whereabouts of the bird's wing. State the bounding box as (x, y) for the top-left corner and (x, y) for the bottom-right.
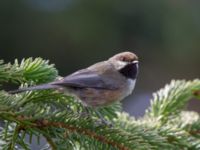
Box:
(51, 69), (118, 90)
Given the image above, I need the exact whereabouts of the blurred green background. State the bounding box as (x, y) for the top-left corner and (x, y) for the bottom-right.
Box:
(1, 0), (200, 116)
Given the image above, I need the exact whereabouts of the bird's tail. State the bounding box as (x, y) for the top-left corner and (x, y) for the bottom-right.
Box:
(9, 84), (59, 94)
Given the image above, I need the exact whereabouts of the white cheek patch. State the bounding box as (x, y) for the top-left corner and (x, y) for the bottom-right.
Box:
(115, 61), (128, 70)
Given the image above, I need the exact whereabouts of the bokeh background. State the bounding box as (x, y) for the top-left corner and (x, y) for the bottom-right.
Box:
(1, 0), (200, 116)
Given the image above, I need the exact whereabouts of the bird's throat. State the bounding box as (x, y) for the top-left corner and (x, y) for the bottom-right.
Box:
(119, 63), (138, 79)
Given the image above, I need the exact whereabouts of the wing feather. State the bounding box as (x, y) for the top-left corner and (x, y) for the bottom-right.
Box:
(51, 69), (118, 90)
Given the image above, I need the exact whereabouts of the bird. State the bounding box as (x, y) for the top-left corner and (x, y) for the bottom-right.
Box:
(10, 52), (139, 107)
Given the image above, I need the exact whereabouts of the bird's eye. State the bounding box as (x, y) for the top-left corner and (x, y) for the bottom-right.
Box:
(121, 57), (127, 62)
(121, 57), (133, 62)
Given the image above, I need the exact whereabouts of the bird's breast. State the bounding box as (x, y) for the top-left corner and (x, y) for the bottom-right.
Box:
(123, 79), (136, 97)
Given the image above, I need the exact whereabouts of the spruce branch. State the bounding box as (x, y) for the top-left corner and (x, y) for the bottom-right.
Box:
(146, 79), (200, 124)
(0, 58), (58, 85)
(0, 58), (200, 149)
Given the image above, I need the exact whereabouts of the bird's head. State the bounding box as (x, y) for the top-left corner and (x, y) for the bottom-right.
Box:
(108, 52), (139, 79)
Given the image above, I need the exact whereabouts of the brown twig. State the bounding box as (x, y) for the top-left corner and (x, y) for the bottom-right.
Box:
(35, 119), (130, 150)
(193, 90), (200, 97)
(189, 130), (200, 135)
(1, 112), (130, 150)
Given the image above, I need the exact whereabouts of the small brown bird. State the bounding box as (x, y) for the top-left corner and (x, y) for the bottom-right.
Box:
(10, 52), (139, 107)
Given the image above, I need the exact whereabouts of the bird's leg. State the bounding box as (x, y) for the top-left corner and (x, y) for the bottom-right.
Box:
(80, 106), (112, 127)
(78, 106), (92, 118)
(94, 109), (113, 127)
